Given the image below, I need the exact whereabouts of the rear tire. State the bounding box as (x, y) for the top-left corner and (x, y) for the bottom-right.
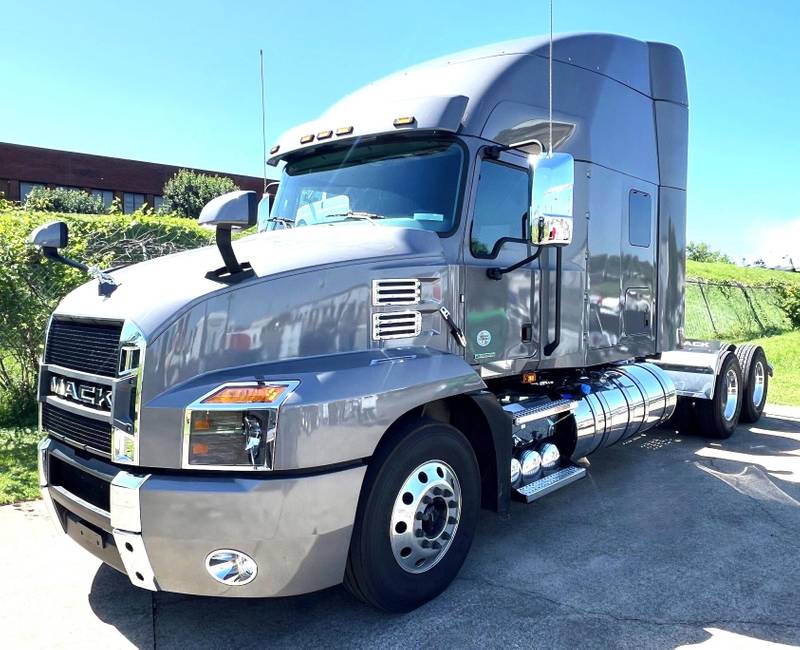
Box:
(344, 419), (480, 612)
(736, 344), (769, 423)
(697, 352), (742, 439)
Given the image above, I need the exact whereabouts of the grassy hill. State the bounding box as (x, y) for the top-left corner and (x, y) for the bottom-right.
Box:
(687, 260), (800, 286)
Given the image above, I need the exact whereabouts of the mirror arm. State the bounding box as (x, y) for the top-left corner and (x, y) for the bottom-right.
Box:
(486, 247), (541, 280)
(215, 226), (242, 275)
(543, 247), (563, 356)
(42, 247), (89, 272)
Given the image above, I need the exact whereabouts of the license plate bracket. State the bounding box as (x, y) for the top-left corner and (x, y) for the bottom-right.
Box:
(65, 513), (105, 551)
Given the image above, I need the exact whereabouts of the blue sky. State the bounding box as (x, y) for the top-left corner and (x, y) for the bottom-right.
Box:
(1, 0), (798, 259)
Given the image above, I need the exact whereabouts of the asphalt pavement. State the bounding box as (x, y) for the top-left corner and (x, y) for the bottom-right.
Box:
(2, 406), (800, 649)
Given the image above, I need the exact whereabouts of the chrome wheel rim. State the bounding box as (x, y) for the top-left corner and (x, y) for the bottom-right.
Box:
(752, 361), (766, 408)
(722, 368), (739, 422)
(389, 460), (461, 574)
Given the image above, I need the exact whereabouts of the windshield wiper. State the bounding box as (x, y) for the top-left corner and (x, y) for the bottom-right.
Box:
(324, 211), (386, 224)
(268, 216), (295, 228)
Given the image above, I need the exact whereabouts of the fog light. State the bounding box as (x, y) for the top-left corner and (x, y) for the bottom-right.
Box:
(205, 549), (258, 586)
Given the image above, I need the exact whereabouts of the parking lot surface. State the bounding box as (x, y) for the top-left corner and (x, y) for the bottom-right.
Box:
(2, 406), (800, 649)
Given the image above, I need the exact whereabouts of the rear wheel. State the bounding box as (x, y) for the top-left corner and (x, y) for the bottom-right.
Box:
(697, 353), (742, 439)
(736, 344), (769, 423)
(344, 419), (480, 612)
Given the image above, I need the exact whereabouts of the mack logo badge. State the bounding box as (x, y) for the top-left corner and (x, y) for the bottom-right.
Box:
(50, 375), (112, 410)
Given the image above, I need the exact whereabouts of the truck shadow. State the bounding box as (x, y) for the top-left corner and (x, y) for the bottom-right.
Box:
(87, 412), (800, 649)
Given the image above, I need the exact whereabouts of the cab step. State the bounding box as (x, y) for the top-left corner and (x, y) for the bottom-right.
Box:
(512, 464), (587, 503)
(503, 398), (577, 426)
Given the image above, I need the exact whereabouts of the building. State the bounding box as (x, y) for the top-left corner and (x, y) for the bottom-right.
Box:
(0, 142), (266, 214)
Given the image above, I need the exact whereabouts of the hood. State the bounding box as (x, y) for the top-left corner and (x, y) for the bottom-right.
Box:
(55, 222), (445, 338)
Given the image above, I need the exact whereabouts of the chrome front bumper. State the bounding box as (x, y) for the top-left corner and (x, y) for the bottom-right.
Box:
(38, 437), (367, 597)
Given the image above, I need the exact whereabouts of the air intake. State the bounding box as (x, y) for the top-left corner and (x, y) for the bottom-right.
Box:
(372, 311), (422, 340)
(372, 279), (421, 306)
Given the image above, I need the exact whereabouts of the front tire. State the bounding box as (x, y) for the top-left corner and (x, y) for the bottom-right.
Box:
(344, 419), (480, 612)
(698, 352), (742, 439)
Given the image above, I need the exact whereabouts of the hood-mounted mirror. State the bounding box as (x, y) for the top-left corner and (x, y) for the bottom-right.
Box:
(28, 221), (120, 297)
(199, 190), (258, 283)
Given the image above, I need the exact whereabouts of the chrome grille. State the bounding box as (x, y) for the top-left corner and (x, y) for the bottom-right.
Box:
(42, 402), (112, 457)
(372, 279), (421, 306)
(372, 311), (422, 340)
(45, 318), (122, 377)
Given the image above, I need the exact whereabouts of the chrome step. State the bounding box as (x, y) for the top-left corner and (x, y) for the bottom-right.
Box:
(513, 464), (587, 503)
(503, 398), (577, 426)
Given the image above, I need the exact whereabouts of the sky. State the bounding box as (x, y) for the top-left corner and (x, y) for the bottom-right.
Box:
(1, 0), (798, 261)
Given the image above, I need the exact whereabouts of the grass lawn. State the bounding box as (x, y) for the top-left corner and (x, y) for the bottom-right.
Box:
(0, 426), (39, 505)
(749, 330), (800, 406)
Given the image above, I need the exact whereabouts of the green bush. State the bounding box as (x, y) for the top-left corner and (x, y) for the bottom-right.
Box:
(159, 169), (239, 218)
(0, 209), (214, 425)
(24, 186), (107, 214)
(687, 241), (733, 264)
(777, 284), (800, 329)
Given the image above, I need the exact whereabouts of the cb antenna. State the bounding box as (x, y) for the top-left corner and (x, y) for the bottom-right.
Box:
(259, 49), (268, 193)
(548, 0), (554, 158)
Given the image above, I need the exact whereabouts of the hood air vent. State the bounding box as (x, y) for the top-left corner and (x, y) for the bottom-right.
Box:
(372, 311), (422, 340)
(372, 279), (421, 306)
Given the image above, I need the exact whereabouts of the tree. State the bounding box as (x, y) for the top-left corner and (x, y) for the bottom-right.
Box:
(687, 241), (733, 264)
(159, 169), (239, 218)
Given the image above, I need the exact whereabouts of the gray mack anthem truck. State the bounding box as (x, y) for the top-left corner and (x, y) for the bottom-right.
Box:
(31, 33), (771, 612)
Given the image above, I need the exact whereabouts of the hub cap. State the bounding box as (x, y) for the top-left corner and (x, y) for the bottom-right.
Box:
(752, 361), (766, 408)
(722, 368), (739, 422)
(389, 460), (461, 574)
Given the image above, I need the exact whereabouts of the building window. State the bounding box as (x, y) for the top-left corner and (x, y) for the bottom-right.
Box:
(628, 190), (652, 248)
(20, 182), (45, 201)
(153, 195), (164, 211)
(91, 189), (114, 210)
(123, 192), (145, 214)
(470, 160), (530, 257)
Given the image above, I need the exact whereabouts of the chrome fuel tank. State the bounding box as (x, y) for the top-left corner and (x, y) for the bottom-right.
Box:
(571, 362), (676, 459)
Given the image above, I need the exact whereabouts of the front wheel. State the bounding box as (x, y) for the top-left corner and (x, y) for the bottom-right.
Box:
(344, 419), (480, 612)
(698, 352), (743, 439)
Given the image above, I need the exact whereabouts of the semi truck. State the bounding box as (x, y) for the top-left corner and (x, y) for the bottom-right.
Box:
(31, 33), (771, 612)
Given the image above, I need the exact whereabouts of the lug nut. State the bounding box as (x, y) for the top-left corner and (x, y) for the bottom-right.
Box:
(448, 500), (457, 508)
(441, 531), (451, 540)
(448, 516), (457, 525)
(422, 495), (432, 505)
(415, 529), (423, 538)
(442, 488), (453, 498)
(432, 487), (442, 496)
(431, 541), (442, 550)
(415, 512), (423, 520)
(421, 539), (431, 548)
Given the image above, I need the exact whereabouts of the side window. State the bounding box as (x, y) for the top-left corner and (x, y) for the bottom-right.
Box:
(470, 160), (529, 257)
(629, 190), (652, 247)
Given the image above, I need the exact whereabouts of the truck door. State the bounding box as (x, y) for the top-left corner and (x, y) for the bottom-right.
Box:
(620, 187), (657, 354)
(463, 152), (535, 367)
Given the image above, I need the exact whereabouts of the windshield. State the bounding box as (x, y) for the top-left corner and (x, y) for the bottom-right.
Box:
(260, 137), (464, 233)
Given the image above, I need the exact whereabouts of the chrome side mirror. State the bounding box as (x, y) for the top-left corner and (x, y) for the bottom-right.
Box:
(199, 191), (258, 229)
(530, 152), (574, 246)
(29, 220), (69, 250)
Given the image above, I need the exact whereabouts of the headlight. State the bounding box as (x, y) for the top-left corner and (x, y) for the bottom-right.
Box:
(182, 381), (298, 470)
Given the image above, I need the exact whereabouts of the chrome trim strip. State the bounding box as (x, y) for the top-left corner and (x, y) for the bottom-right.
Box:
(113, 321), (146, 465)
(113, 530), (157, 591)
(110, 471), (149, 532)
(44, 395), (112, 422)
(181, 380), (300, 471)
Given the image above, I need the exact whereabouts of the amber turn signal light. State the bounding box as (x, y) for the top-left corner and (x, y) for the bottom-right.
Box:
(202, 384), (288, 405)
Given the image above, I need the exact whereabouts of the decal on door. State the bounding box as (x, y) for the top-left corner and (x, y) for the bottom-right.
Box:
(476, 330), (492, 347)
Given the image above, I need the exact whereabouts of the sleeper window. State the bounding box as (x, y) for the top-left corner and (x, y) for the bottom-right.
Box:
(629, 190), (652, 248)
(470, 161), (529, 257)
